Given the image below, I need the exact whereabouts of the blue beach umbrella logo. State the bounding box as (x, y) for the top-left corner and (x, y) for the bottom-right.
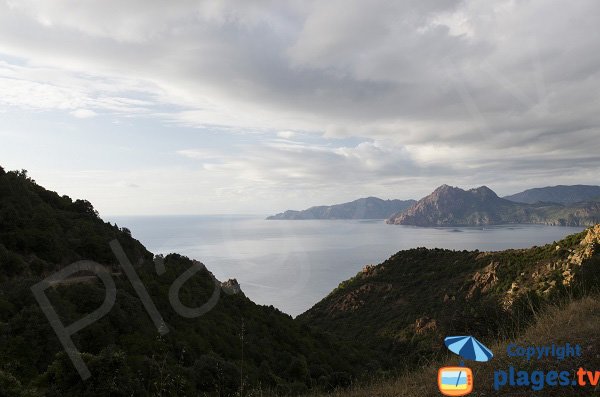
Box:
(437, 336), (493, 396)
(445, 335), (494, 362)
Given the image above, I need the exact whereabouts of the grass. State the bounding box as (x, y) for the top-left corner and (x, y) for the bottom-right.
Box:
(301, 294), (600, 397)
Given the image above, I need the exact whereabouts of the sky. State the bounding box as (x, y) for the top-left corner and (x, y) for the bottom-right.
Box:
(0, 0), (599, 216)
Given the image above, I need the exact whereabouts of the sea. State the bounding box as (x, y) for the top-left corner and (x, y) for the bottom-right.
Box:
(107, 215), (585, 317)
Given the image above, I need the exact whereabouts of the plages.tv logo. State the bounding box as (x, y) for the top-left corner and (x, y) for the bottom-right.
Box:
(438, 335), (494, 396)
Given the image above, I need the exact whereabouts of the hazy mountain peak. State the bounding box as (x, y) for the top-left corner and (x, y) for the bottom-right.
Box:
(432, 184), (457, 193)
(387, 184), (600, 227)
(469, 185), (498, 198)
(504, 185), (600, 205)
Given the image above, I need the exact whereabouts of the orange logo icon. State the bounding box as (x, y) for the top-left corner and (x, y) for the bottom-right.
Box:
(438, 366), (473, 396)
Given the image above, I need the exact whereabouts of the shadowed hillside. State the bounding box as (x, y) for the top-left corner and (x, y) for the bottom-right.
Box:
(2, 167), (600, 396)
(0, 168), (369, 396)
(304, 294), (600, 396)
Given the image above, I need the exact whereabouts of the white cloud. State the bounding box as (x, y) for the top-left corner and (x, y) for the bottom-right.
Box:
(1, 0), (599, 154)
(0, 60), (161, 115)
(277, 130), (296, 139)
(70, 108), (97, 119)
(0, 76), (86, 110)
(176, 149), (225, 161)
(0, 0), (599, 214)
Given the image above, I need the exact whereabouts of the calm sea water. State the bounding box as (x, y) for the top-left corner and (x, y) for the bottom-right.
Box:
(107, 215), (585, 317)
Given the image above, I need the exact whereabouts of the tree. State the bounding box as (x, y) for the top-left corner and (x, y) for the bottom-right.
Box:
(258, 360), (278, 386)
(13, 169), (32, 181)
(71, 199), (99, 218)
(44, 348), (142, 397)
(0, 369), (24, 396)
(287, 356), (309, 382)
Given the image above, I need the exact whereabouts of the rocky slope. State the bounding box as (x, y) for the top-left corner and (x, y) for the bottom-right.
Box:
(299, 225), (600, 369)
(387, 185), (531, 226)
(267, 197), (415, 220)
(387, 184), (600, 227)
(504, 184), (600, 204)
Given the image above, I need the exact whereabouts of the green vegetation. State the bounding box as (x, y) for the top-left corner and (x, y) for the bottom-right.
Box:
(0, 169), (151, 277)
(0, 168), (367, 396)
(1, 167), (599, 396)
(305, 294), (600, 396)
(298, 225), (600, 381)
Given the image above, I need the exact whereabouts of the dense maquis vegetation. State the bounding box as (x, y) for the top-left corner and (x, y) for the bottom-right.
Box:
(0, 168), (151, 277)
(1, 165), (599, 397)
(306, 294), (600, 397)
(299, 224), (600, 376)
(0, 167), (367, 396)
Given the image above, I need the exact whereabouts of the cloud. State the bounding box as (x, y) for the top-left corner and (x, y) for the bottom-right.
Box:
(176, 138), (453, 198)
(176, 148), (225, 161)
(0, 0), (599, 212)
(172, 134), (600, 212)
(277, 130), (296, 139)
(70, 108), (97, 119)
(0, 75), (86, 110)
(1, 1), (597, 147)
(0, 59), (161, 115)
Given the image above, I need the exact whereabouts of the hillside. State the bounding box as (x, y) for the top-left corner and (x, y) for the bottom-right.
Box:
(267, 197), (415, 220)
(3, 168), (600, 396)
(298, 224), (600, 373)
(306, 294), (600, 396)
(505, 184), (600, 204)
(0, 168), (368, 396)
(387, 185), (600, 227)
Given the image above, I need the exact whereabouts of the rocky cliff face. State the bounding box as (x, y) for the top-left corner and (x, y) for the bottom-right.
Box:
(387, 185), (600, 227)
(387, 185), (525, 226)
(221, 278), (244, 296)
(501, 224), (600, 310)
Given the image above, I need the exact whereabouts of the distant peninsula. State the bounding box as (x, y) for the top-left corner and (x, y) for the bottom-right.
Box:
(267, 184), (600, 225)
(503, 184), (600, 204)
(267, 197), (416, 220)
(387, 184), (600, 227)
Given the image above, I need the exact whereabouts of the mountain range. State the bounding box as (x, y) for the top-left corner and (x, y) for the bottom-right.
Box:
(266, 197), (415, 220)
(2, 166), (600, 396)
(387, 184), (600, 227)
(267, 184), (600, 227)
